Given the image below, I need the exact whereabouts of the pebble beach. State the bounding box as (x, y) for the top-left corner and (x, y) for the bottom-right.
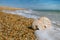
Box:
(0, 12), (36, 40)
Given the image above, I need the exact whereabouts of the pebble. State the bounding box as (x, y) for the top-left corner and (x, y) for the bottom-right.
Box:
(0, 12), (36, 40)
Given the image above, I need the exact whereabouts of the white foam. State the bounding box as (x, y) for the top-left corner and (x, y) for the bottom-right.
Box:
(35, 25), (60, 40)
(2, 10), (39, 19)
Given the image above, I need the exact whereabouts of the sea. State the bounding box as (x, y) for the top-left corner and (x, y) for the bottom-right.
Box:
(2, 9), (60, 27)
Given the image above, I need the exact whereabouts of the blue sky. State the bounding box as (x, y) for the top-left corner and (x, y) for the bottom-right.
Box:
(0, 0), (60, 10)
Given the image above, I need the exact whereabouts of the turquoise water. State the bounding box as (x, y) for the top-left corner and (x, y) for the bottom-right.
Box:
(31, 10), (60, 22)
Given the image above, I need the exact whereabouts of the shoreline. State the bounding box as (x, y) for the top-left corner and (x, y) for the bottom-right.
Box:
(0, 6), (25, 11)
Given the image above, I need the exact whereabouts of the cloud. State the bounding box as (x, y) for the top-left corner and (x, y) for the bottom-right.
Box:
(0, 0), (60, 10)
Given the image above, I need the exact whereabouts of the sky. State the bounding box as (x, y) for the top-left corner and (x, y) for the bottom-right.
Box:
(0, 0), (60, 10)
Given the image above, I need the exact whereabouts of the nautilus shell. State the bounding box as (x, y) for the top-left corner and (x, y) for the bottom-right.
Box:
(32, 17), (60, 40)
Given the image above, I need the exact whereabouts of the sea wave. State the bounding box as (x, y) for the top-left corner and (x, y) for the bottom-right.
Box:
(2, 9), (39, 19)
(2, 9), (60, 26)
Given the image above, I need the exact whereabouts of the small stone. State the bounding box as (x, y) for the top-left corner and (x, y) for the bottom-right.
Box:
(0, 12), (36, 40)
